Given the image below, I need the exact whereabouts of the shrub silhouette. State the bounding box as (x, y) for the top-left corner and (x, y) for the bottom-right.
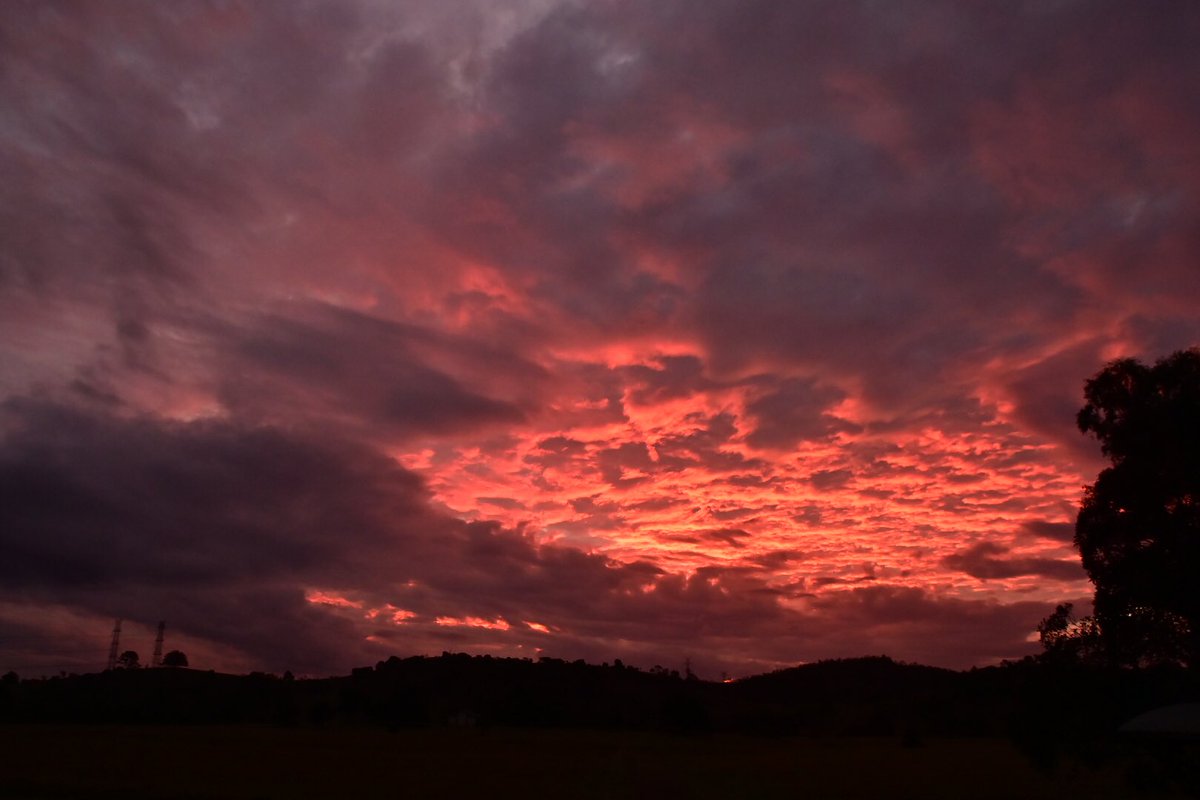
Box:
(162, 650), (188, 668)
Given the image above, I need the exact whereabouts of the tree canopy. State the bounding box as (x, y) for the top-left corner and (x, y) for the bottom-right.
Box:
(162, 650), (188, 668)
(1074, 348), (1200, 666)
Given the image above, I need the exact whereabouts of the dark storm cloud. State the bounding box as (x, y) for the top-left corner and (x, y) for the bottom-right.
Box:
(802, 585), (1050, 668)
(0, 399), (768, 671)
(216, 305), (533, 438)
(1019, 520), (1075, 543)
(0, 1), (461, 404)
(1000, 342), (1118, 466)
(809, 469), (854, 492)
(0, 2), (329, 290)
(622, 355), (711, 405)
(440, 0), (1200, 413)
(0, 399), (424, 671)
(524, 435), (589, 472)
(632, 411), (769, 477)
(0, 398), (617, 671)
(941, 542), (1084, 582)
(701, 528), (752, 548)
(6, 0), (1199, 425)
(744, 378), (852, 449)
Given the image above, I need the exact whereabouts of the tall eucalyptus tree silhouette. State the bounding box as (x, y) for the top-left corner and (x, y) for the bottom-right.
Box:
(1075, 348), (1200, 665)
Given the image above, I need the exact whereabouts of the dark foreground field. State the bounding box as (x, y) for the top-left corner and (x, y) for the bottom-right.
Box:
(0, 724), (1186, 800)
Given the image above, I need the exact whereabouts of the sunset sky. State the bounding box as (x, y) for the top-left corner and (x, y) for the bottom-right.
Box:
(3, 1), (1200, 678)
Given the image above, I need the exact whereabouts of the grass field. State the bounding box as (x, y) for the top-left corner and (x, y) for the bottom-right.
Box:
(0, 724), (1184, 799)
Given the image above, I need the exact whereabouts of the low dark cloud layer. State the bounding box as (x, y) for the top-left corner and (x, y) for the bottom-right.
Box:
(941, 542), (1085, 582)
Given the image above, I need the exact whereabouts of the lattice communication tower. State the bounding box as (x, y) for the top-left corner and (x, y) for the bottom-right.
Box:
(152, 621), (165, 667)
(106, 618), (122, 671)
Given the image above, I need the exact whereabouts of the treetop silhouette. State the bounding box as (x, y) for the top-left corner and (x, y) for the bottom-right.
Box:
(1074, 347), (1200, 666)
(162, 650), (188, 668)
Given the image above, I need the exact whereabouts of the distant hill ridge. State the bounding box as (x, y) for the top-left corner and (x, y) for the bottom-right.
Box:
(3, 653), (1198, 740)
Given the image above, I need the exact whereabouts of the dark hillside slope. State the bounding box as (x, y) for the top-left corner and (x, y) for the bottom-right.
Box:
(3, 654), (1198, 742)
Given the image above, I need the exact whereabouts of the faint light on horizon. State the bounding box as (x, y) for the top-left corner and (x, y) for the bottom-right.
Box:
(305, 590), (363, 609)
(435, 615), (512, 631)
(363, 604), (418, 624)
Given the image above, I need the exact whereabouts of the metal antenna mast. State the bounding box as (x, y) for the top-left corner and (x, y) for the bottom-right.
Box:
(106, 619), (122, 671)
(152, 621), (165, 668)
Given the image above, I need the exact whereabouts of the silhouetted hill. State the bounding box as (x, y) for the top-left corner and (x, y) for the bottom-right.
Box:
(3, 653), (1198, 745)
(0, 654), (711, 731)
(721, 656), (965, 736)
